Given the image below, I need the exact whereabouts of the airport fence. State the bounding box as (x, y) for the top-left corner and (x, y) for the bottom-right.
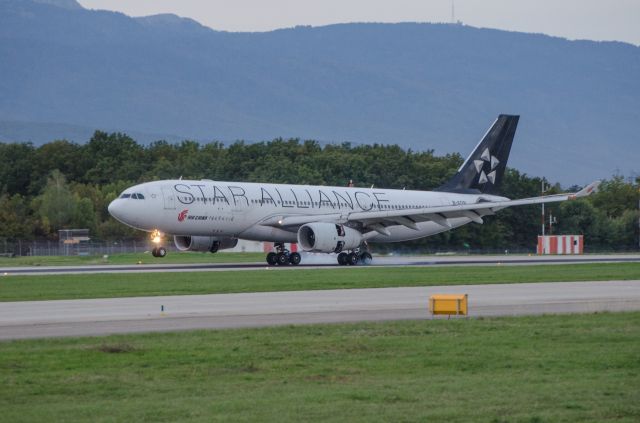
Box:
(0, 239), (636, 257)
(0, 239), (175, 257)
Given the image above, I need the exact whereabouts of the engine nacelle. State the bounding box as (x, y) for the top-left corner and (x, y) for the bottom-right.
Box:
(297, 223), (363, 253)
(174, 236), (238, 253)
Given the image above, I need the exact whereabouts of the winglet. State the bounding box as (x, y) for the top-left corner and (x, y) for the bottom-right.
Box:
(570, 181), (601, 199)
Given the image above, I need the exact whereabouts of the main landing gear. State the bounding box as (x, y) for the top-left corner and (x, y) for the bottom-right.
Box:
(266, 242), (301, 266)
(337, 249), (372, 266)
(264, 243), (373, 266)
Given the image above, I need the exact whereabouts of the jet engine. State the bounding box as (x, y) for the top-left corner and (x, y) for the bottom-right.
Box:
(174, 236), (238, 253)
(297, 223), (363, 253)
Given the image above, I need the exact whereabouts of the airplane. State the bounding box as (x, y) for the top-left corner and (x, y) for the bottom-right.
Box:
(108, 115), (599, 266)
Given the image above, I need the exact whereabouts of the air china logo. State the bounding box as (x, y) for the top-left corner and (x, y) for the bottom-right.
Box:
(178, 209), (189, 222)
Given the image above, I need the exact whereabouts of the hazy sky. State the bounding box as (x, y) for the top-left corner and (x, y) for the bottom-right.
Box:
(78, 0), (640, 45)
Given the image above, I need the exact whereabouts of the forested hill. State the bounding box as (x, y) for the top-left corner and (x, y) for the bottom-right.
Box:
(1, 0), (639, 184)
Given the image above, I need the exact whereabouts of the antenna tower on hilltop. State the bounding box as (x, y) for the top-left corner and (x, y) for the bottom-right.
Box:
(451, 0), (455, 24)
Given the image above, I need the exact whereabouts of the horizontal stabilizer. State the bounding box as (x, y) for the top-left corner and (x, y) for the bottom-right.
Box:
(573, 181), (601, 198)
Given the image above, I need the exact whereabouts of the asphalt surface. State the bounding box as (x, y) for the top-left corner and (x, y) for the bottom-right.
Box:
(2, 254), (639, 275)
(1, 280), (638, 340)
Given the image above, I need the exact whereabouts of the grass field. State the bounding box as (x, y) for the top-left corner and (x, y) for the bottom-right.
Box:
(1, 263), (639, 302)
(0, 252), (265, 267)
(1, 312), (638, 422)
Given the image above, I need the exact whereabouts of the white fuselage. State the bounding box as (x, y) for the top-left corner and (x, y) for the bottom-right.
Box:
(108, 180), (507, 243)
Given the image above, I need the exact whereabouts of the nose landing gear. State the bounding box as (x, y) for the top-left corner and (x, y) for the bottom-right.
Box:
(151, 247), (167, 258)
(266, 243), (301, 266)
(150, 230), (166, 258)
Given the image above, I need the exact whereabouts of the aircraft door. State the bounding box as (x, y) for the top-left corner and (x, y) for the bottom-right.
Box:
(161, 185), (176, 210)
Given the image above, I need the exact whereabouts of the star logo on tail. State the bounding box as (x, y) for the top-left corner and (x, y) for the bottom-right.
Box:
(474, 148), (499, 184)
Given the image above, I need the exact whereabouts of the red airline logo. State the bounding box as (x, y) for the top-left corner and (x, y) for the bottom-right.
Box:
(178, 209), (189, 222)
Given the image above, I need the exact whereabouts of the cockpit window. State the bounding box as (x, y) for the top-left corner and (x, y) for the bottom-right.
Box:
(120, 192), (145, 200)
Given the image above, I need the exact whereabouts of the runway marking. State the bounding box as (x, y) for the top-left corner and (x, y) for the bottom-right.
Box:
(1, 280), (638, 340)
(2, 255), (639, 275)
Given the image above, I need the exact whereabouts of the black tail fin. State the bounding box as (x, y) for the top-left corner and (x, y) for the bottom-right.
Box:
(436, 114), (519, 195)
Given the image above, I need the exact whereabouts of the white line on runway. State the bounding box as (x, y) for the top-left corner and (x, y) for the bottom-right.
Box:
(1, 254), (639, 275)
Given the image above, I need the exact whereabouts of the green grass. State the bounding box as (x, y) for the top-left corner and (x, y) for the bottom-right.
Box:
(1, 263), (639, 302)
(0, 252), (265, 267)
(1, 312), (639, 422)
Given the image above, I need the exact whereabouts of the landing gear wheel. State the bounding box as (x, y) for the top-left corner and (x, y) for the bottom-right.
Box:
(276, 253), (289, 266)
(360, 252), (372, 265)
(337, 252), (348, 266)
(289, 252), (301, 266)
(266, 252), (277, 265)
(347, 252), (359, 266)
(151, 247), (158, 257)
(156, 247), (167, 258)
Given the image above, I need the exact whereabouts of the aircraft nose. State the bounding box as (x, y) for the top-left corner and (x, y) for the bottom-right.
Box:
(108, 199), (123, 220)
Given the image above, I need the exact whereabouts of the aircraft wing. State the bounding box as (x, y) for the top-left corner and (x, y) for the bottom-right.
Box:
(260, 181), (600, 234)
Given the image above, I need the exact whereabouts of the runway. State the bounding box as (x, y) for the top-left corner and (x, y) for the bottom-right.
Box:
(1, 280), (638, 340)
(2, 253), (639, 275)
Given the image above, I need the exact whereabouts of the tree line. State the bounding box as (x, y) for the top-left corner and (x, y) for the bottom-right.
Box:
(0, 131), (638, 252)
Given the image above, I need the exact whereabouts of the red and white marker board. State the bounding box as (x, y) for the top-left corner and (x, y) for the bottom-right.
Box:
(537, 235), (583, 255)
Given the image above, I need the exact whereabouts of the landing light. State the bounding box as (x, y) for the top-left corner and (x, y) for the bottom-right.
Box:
(151, 229), (163, 244)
